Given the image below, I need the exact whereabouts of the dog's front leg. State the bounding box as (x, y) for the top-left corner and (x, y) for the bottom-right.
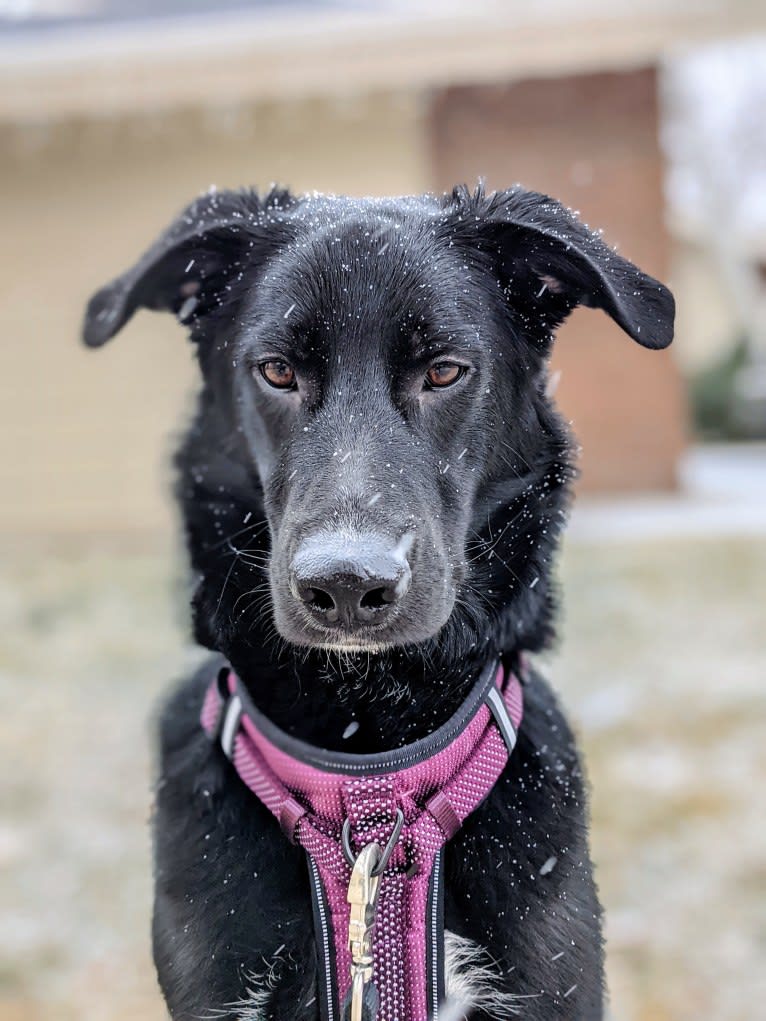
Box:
(444, 672), (605, 1021)
(152, 670), (321, 1021)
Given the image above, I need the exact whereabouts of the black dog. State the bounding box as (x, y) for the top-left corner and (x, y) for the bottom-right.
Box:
(84, 184), (673, 1020)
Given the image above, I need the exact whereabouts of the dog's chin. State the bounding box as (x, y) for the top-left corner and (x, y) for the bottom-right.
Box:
(277, 625), (413, 657)
(292, 624), (395, 655)
(316, 640), (390, 655)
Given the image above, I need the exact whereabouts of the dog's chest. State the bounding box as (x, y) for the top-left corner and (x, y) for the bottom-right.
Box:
(153, 671), (603, 1020)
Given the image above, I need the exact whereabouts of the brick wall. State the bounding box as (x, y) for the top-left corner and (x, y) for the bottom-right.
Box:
(429, 69), (688, 491)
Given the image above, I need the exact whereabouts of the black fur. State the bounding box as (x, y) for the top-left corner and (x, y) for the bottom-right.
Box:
(84, 184), (674, 1020)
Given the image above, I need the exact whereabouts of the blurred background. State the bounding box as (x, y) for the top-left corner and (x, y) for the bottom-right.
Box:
(1, 2), (765, 1019)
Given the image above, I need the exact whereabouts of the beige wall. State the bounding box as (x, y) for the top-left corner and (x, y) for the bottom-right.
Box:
(0, 93), (429, 536)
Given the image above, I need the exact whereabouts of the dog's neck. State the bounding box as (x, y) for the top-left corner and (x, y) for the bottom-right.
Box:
(225, 640), (509, 752)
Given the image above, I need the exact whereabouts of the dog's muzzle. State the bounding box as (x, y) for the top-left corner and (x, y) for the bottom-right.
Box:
(289, 532), (413, 630)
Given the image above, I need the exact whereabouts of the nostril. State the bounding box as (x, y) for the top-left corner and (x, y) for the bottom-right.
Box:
(302, 587), (335, 612)
(359, 586), (390, 611)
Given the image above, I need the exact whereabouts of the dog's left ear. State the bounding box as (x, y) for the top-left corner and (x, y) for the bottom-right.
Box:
(461, 187), (675, 350)
(82, 189), (286, 348)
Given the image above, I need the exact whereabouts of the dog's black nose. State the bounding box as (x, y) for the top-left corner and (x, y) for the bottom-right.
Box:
(290, 532), (412, 627)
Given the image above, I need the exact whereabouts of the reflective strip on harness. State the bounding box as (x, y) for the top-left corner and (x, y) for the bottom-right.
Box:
(485, 685), (518, 754)
(219, 694), (243, 759)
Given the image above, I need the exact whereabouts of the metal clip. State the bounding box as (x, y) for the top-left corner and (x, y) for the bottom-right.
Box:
(346, 842), (382, 1021)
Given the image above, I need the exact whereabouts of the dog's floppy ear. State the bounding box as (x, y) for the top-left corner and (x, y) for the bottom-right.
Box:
(457, 186), (674, 350)
(82, 189), (286, 347)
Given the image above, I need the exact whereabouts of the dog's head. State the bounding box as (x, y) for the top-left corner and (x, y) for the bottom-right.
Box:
(84, 186), (673, 662)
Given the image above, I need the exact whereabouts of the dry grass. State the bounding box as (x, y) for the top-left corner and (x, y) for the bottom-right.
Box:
(0, 535), (764, 1020)
(550, 537), (766, 1021)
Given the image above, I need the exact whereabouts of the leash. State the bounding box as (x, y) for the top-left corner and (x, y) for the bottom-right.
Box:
(201, 658), (525, 1021)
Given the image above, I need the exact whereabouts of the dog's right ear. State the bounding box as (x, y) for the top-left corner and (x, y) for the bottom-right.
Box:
(82, 189), (288, 347)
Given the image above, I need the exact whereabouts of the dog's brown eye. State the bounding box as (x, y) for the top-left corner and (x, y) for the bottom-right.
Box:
(258, 360), (296, 390)
(425, 362), (464, 389)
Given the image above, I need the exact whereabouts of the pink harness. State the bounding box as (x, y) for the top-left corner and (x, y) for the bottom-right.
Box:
(201, 659), (524, 1021)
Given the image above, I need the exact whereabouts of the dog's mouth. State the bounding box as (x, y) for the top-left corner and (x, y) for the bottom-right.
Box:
(262, 525), (458, 653)
(269, 559), (456, 654)
(271, 582), (459, 651)
(291, 608), (403, 653)
(279, 614), (451, 655)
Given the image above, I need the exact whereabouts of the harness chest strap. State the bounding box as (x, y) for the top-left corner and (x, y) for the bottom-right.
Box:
(201, 660), (524, 1021)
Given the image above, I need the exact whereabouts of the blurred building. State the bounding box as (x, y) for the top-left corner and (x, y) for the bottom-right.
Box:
(664, 36), (766, 438)
(2, 0), (764, 536)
